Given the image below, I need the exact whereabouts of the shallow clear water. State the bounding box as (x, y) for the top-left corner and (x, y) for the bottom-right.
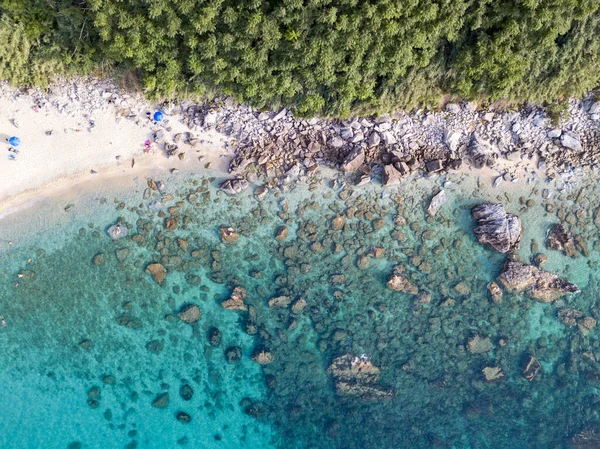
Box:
(1, 168), (600, 449)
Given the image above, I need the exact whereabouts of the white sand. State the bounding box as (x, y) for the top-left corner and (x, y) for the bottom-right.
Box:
(0, 86), (231, 215)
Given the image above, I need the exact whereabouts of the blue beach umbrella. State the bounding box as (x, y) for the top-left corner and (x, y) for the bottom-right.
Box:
(8, 136), (20, 147)
(153, 111), (164, 122)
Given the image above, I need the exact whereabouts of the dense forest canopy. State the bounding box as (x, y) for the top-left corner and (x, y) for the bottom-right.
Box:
(0, 0), (599, 116)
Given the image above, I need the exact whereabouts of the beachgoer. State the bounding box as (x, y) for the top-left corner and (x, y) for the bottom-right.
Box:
(0, 315), (6, 327)
(8, 136), (20, 147)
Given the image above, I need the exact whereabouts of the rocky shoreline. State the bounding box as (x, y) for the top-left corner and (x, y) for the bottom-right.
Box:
(4, 78), (600, 199)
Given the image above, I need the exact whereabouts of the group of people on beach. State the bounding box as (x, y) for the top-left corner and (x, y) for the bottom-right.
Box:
(5, 136), (20, 161)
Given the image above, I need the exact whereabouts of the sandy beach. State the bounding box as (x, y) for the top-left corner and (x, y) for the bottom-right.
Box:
(0, 81), (231, 216)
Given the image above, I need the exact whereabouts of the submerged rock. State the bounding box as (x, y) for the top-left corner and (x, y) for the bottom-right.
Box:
(427, 190), (446, 216)
(522, 355), (541, 381)
(178, 304), (202, 323)
(467, 335), (493, 354)
(497, 260), (579, 302)
(145, 263), (167, 286)
(220, 227), (240, 244)
(569, 426), (600, 448)
(225, 346), (242, 363)
(387, 267), (418, 295)
(546, 223), (578, 258)
(151, 393), (169, 409)
(487, 282), (503, 303)
(268, 295), (292, 309)
(471, 203), (522, 253)
(482, 366), (505, 383)
(221, 286), (248, 311)
(252, 348), (275, 365)
(327, 354), (394, 401)
(180, 384), (194, 401)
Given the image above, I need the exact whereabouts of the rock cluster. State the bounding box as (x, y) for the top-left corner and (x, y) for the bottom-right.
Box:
(327, 354), (395, 401)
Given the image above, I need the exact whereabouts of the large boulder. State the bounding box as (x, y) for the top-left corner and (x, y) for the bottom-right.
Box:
(327, 354), (395, 401)
(341, 148), (365, 173)
(497, 260), (579, 302)
(472, 203), (522, 253)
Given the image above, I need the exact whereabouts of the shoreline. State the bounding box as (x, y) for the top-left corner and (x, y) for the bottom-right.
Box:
(1, 77), (598, 220)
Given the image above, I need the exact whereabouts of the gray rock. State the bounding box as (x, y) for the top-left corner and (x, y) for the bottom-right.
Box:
(561, 133), (582, 152)
(383, 165), (403, 186)
(367, 132), (380, 148)
(341, 148), (365, 173)
(220, 177), (249, 195)
(471, 203), (522, 253)
(446, 103), (461, 113)
(381, 131), (397, 145)
(427, 190), (446, 216)
(330, 137), (344, 148)
(588, 102), (600, 114)
(445, 131), (462, 152)
(546, 129), (562, 138)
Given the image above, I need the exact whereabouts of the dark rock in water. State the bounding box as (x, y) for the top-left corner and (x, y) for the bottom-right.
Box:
(179, 384), (194, 401)
(209, 327), (222, 346)
(546, 223), (578, 257)
(145, 263), (167, 286)
(92, 253), (105, 265)
(151, 393), (169, 409)
(522, 355), (541, 381)
(265, 374), (277, 389)
(178, 304), (201, 323)
(498, 260), (579, 302)
(87, 399), (100, 409)
(341, 148), (365, 173)
(102, 375), (117, 385)
(244, 401), (267, 418)
(68, 443), (82, 449)
(471, 203), (522, 253)
(87, 385), (101, 400)
(225, 346), (242, 363)
(327, 354), (395, 401)
(176, 411), (192, 423)
(146, 339), (164, 354)
(220, 177), (249, 195)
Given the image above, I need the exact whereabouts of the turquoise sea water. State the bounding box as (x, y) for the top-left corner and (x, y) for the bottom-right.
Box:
(1, 167), (600, 449)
